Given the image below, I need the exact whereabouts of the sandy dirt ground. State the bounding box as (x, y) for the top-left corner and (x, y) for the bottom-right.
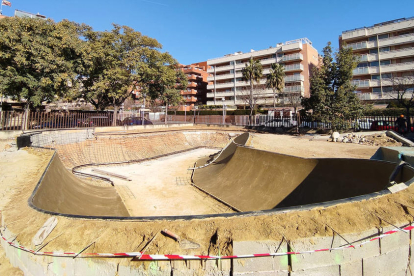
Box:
(250, 133), (379, 159)
(0, 144), (48, 276)
(0, 131), (414, 273)
(79, 148), (234, 216)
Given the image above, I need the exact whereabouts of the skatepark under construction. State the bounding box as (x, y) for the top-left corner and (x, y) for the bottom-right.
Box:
(2, 125), (414, 275)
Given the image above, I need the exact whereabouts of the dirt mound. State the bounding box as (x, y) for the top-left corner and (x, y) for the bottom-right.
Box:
(362, 133), (403, 147)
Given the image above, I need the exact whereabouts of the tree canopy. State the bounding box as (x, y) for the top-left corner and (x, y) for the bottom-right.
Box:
(266, 62), (285, 109)
(301, 42), (365, 131)
(242, 57), (263, 119)
(0, 17), (88, 109)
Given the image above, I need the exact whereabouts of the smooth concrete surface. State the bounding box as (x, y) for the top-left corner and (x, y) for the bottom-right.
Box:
(372, 146), (414, 168)
(32, 155), (129, 217)
(194, 144), (414, 212)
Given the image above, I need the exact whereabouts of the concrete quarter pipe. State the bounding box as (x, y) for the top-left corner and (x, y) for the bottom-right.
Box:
(31, 154), (129, 217)
(193, 133), (414, 212)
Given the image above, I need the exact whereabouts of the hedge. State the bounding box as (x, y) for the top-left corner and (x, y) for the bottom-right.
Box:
(364, 108), (414, 116)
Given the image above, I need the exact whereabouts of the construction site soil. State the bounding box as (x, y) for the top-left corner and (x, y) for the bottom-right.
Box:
(1, 128), (413, 272)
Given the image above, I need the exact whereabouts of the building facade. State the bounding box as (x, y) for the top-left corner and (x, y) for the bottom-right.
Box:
(179, 62), (208, 111)
(206, 38), (319, 108)
(340, 17), (414, 101)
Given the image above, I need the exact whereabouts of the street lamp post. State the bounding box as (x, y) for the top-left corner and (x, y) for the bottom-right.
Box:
(142, 93), (146, 126)
(184, 104), (187, 123)
(222, 98), (225, 125)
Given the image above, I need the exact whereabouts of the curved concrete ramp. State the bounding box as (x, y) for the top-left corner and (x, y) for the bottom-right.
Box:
(31, 155), (129, 217)
(193, 146), (414, 212)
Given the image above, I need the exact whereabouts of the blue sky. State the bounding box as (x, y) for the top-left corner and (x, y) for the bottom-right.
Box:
(1, 0), (414, 65)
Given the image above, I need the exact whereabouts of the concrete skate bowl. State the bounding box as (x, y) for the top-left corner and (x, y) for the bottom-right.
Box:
(26, 129), (239, 218)
(25, 129), (414, 219)
(192, 143), (414, 213)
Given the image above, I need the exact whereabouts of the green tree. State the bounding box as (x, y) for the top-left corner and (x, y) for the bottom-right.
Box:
(0, 17), (87, 113)
(242, 57), (263, 122)
(388, 74), (414, 132)
(302, 42), (365, 131)
(80, 24), (163, 125)
(147, 62), (187, 124)
(266, 63), (285, 109)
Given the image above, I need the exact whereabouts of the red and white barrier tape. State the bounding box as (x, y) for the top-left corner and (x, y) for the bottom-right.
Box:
(1, 224), (413, 260)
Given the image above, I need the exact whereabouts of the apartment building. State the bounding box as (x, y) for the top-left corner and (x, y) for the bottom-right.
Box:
(179, 62), (208, 111)
(206, 38), (319, 107)
(340, 17), (414, 101)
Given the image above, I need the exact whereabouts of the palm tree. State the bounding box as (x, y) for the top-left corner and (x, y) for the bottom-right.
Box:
(242, 57), (263, 121)
(266, 63), (285, 109)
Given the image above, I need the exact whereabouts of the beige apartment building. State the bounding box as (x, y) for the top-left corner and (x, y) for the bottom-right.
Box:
(206, 38), (319, 107)
(340, 17), (414, 101)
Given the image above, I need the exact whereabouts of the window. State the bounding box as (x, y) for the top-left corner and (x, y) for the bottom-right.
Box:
(277, 53), (284, 57)
(379, 47), (390, 52)
(236, 78), (242, 81)
(230, 69), (234, 74)
(358, 63), (368, 68)
(380, 60), (391, 66)
(371, 75), (380, 80)
(370, 49), (378, 54)
(368, 36), (377, 41)
(272, 54), (276, 58)
(381, 73), (392, 79)
(378, 34), (389, 40)
(401, 57), (414, 63)
(230, 61), (234, 65)
(236, 60), (242, 64)
(373, 87), (392, 93)
(370, 61), (379, 67)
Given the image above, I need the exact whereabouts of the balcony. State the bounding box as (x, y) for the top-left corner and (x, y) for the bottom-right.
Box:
(188, 82), (197, 88)
(352, 67), (379, 75)
(207, 82), (234, 89)
(235, 62), (248, 69)
(183, 66), (204, 74)
(207, 100), (236, 106)
(361, 47), (414, 62)
(211, 73), (235, 81)
(347, 41), (368, 50)
(187, 74), (197, 80)
(380, 61), (414, 73)
(283, 63), (304, 72)
(184, 96), (197, 103)
(283, 85), (304, 93)
(261, 57), (278, 65)
(280, 53), (304, 62)
(207, 91), (234, 98)
(181, 89), (197, 95)
(378, 33), (414, 48)
(281, 41), (303, 52)
(207, 64), (233, 73)
(342, 18), (414, 41)
(359, 53), (377, 62)
(284, 74), (305, 82)
(349, 33), (414, 51)
(356, 92), (412, 101)
(351, 80), (371, 88)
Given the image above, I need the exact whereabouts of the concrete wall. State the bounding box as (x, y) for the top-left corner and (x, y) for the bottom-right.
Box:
(232, 224), (413, 275)
(2, 223), (412, 275)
